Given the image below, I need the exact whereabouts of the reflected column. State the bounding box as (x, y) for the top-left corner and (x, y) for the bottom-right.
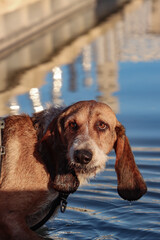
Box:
(52, 66), (63, 105)
(95, 29), (119, 113)
(82, 44), (93, 87)
(29, 88), (43, 113)
(9, 97), (20, 115)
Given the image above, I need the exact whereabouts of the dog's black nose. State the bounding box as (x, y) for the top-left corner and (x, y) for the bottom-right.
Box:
(74, 149), (93, 164)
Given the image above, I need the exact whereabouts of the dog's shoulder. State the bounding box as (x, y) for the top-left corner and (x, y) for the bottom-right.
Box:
(4, 114), (32, 129)
(4, 114), (36, 141)
(1, 113), (51, 189)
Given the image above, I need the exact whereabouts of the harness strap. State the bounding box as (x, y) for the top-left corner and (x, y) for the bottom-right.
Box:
(30, 193), (68, 231)
(0, 118), (5, 178)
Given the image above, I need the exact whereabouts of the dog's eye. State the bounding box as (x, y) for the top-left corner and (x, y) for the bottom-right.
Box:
(69, 121), (78, 131)
(96, 121), (109, 131)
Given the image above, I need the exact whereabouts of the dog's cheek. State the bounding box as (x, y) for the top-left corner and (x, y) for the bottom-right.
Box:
(103, 131), (116, 154)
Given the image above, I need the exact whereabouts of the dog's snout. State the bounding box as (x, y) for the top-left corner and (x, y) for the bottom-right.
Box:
(74, 149), (93, 164)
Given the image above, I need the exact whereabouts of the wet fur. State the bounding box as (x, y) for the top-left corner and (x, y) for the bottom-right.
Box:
(0, 101), (147, 240)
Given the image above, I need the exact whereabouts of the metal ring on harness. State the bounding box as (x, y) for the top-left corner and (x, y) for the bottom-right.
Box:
(60, 198), (68, 213)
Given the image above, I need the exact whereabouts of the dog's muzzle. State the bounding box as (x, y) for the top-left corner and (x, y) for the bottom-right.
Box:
(73, 149), (93, 165)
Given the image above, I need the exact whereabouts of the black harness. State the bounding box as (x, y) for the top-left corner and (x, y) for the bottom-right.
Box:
(30, 192), (68, 231)
(0, 117), (69, 231)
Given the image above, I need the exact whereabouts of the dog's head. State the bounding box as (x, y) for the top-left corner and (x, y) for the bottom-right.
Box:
(40, 101), (147, 200)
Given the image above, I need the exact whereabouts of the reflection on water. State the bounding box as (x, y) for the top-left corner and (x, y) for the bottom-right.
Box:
(52, 67), (63, 105)
(29, 88), (44, 113)
(9, 96), (20, 115)
(0, 0), (160, 239)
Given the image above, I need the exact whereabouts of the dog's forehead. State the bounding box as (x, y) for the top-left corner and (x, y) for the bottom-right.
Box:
(90, 102), (117, 124)
(65, 105), (89, 122)
(65, 101), (117, 125)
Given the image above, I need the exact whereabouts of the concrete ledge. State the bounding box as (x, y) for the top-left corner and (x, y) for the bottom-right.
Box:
(0, 0), (129, 58)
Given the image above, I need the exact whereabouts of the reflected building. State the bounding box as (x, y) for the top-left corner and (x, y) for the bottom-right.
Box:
(120, 0), (160, 62)
(94, 30), (119, 113)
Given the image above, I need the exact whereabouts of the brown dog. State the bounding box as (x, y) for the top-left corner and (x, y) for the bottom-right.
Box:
(0, 100), (147, 240)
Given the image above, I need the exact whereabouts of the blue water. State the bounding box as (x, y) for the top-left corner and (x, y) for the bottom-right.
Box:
(1, 0), (160, 239)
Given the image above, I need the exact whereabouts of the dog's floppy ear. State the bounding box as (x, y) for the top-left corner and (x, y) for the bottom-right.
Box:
(114, 122), (147, 201)
(39, 114), (79, 194)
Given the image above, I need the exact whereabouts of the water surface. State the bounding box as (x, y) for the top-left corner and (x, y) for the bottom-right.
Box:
(0, 0), (160, 239)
